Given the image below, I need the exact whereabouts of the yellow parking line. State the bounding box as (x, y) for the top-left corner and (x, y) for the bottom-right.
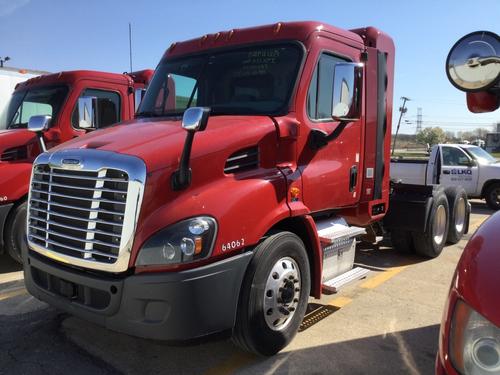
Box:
(360, 266), (407, 289)
(328, 296), (353, 308)
(204, 351), (256, 375)
(0, 287), (27, 301)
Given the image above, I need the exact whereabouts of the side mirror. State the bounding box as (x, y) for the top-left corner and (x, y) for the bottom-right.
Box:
(27, 115), (51, 133)
(172, 107), (211, 191)
(134, 88), (146, 112)
(458, 158), (476, 167)
(28, 115), (51, 152)
(331, 62), (363, 121)
(446, 31), (500, 92)
(182, 107), (210, 132)
(78, 96), (98, 129)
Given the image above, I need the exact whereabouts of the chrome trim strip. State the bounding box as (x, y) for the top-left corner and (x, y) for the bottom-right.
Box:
(27, 149), (146, 273)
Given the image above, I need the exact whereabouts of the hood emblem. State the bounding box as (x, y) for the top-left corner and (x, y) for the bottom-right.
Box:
(61, 158), (83, 169)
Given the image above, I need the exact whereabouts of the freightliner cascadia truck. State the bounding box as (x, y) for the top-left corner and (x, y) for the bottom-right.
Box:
(22, 22), (469, 355)
(437, 30), (500, 375)
(0, 69), (153, 263)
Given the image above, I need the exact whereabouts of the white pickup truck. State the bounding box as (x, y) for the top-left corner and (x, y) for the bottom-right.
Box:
(391, 144), (500, 210)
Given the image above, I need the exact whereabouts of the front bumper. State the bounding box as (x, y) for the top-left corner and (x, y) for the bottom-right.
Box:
(24, 251), (252, 340)
(0, 203), (14, 250)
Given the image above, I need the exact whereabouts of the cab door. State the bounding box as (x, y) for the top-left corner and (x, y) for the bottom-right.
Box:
(440, 145), (479, 195)
(297, 38), (364, 212)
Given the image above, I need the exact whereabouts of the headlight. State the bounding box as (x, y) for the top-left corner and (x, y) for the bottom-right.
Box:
(450, 299), (500, 374)
(135, 216), (217, 266)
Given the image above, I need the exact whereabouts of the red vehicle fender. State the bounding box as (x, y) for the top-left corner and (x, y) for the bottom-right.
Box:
(0, 163), (33, 204)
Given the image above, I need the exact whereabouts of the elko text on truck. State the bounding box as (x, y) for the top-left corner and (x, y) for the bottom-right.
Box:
(23, 21), (470, 355)
(392, 143), (500, 210)
(0, 69), (153, 263)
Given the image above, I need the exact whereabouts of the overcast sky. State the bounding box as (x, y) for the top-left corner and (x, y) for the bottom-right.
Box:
(0, 0), (498, 133)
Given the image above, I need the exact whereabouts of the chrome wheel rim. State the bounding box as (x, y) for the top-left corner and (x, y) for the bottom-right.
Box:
(433, 205), (447, 246)
(455, 197), (466, 233)
(263, 257), (301, 331)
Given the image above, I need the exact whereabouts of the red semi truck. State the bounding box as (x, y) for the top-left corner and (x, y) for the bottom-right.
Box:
(437, 31), (500, 375)
(22, 21), (469, 355)
(0, 69), (153, 263)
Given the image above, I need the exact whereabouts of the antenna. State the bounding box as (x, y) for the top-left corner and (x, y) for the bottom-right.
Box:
(416, 107), (422, 133)
(129, 22), (133, 73)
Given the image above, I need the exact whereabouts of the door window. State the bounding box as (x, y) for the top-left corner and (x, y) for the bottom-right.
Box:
(307, 54), (348, 120)
(72, 89), (121, 129)
(442, 147), (470, 166)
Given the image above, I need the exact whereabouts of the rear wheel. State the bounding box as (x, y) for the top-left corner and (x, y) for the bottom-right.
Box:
(484, 183), (500, 211)
(233, 232), (310, 356)
(413, 190), (449, 258)
(445, 186), (468, 244)
(5, 201), (27, 264)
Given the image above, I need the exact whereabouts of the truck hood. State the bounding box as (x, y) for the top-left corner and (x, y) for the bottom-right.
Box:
(50, 116), (277, 173)
(456, 211), (500, 327)
(0, 128), (37, 155)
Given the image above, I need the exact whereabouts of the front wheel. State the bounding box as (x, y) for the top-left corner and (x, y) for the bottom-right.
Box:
(5, 201), (27, 264)
(484, 183), (500, 211)
(233, 232), (311, 356)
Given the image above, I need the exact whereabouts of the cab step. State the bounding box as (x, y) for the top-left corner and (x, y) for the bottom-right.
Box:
(322, 267), (370, 294)
(316, 218), (366, 246)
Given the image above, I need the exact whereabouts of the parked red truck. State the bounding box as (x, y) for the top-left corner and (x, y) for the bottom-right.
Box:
(23, 21), (469, 355)
(0, 69), (153, 263)
(437, 31), (500, 375)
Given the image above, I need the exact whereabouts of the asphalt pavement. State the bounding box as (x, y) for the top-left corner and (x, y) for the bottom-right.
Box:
(0, 200), (493, 375)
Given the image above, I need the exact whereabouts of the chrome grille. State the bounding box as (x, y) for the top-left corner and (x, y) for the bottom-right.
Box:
(27, 149), (146, 273)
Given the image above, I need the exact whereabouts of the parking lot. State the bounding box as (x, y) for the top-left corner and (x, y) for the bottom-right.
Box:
(0, 200), (493, 375)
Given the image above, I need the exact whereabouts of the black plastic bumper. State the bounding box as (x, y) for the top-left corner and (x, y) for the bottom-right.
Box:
(0, 203), (14, 250)
(24, 251), (253, 340)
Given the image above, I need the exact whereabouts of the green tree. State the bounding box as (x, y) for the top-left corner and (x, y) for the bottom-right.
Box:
(416, 127), (446, 146)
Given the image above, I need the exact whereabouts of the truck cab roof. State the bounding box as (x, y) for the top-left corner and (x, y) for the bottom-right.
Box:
(165, 21), (367, 58)
(15, 69), (153, 90)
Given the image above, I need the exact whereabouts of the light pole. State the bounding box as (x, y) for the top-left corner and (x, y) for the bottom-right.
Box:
(0, 56), (10, 68)
(391, 96), (411, 156)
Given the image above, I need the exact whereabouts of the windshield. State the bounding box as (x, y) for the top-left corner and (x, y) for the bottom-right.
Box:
(464, 146), (498, 164)
(1, 85), (68, 130)
(138, 43), (303, 117)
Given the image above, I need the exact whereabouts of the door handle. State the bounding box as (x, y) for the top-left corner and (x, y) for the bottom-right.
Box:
(349, 165), (358, 192)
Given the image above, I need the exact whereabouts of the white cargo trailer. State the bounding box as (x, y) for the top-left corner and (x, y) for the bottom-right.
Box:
(0, 67), (48, 127)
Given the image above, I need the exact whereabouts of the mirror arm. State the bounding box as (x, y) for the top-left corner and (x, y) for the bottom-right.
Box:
(171, 132), (195, 191)
(308, 121), (350, 150)
(36, 133), (47, 153)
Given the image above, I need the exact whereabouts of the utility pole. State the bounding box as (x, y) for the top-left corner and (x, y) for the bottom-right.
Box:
(416, 107), (422, 133)
(391, 96), (411, 156)
(0, 56), (10, 68)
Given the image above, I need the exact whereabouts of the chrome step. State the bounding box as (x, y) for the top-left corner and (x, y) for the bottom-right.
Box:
(322, 267), (370, 294)
(316, 218), (366, 246)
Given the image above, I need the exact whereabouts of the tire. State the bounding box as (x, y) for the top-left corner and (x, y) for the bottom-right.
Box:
(444, 186), (468, 244)
(233, 232), (311, 356)
(5, 201), (27, 264)
(390, 230), (415, 253)
(412, 190), (449, 258)
(484, 182), (500, 211)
